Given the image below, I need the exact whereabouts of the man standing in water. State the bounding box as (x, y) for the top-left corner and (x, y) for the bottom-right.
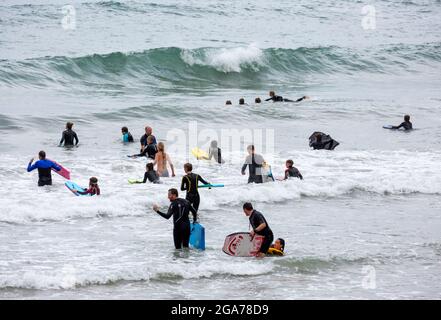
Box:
(241, 145), (264, 184)
(140, 126), (157, 152)
(153, 189), (197, 250)
(27, 150), (61, 186)
(243, 202), (274, 258)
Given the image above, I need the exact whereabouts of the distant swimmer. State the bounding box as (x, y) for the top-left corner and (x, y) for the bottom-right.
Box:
(200, 140), (224, 164)
(282, 159), (303, 180)
(27, 150), (61, 186)
(241, 145), (264, 184)
(153, 188), (198, 250)
(59, 122), (79, 147)
(239, 98), (248, 105)
(74, 177), (101, 196)
(309, 131), (339, 150)
(265, 91), (309, 103)
(243, 202), (274, 258)
(392, 115), (413, 130)
(128, 136), (157, 159)
(121, 126), (134, 143)
(226, 100), (232, 105)
(140, 126), (157, 153)
(153, 142), (175, 177)
(181, 163), (209, 212)
(255, 97), (262, 103)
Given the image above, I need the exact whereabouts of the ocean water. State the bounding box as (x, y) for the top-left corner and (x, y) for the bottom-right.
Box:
(1, 0), (441, 299)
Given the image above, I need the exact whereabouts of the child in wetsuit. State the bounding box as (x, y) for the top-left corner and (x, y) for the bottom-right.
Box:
(122, 126), (134, 143)
(143, 163), (160, 184)
(283, 159), (303, 180)
(76, 177), (100, 196)
(181, 163), (209, 212)
(129, 136), (157, 159)
(392, 115), (413, 130)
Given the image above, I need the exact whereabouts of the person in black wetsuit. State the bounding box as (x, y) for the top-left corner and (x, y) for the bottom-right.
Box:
(283, 159), (303, 180)
(181, 163), (209, 212)
(392, 115), (413, 130)
(129, 136), (157, 159)
(140, 126), (157, 153)
(265, 91), (309, 103)
(239, 98), (247, 105)
(200, 140), (224, 164)
(143, 163), (160, 183)
(241, 145), (264, 184)
(59, 122), (79, 147)
(243, 202), (274, 258)
(153, 188), (197, 249)
(27, 150), (61, 186)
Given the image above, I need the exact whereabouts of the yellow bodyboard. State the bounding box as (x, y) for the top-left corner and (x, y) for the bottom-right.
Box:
(191, 147), (209, 160)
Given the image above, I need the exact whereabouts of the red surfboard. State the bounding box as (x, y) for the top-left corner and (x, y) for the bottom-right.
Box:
(222, 232), (265, 257)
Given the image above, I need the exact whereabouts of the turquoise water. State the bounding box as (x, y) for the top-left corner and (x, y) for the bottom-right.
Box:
(1, 0), (441, 299)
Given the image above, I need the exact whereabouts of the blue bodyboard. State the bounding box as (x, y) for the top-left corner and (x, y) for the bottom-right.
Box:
(65, 181), (91, 196)
(190, 223), (205, 250)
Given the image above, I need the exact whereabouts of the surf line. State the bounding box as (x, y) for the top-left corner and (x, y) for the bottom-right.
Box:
(171, 304), (206, 318)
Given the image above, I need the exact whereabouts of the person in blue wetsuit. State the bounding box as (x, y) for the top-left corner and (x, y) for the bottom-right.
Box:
(153, 188), (197, 249)
(121, 127), (134, 143)
(27, 150), (61, 186)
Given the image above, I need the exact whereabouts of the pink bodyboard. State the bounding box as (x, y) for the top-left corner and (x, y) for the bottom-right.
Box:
(49, 159), (70, 180)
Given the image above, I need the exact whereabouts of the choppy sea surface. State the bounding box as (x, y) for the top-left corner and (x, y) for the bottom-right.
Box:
(1, 0), (440, 299)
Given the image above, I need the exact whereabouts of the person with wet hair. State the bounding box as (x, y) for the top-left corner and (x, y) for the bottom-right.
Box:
(27, 150), (61, 186)
(59, 122), (79, 147)
(265, 91), (309, 103)
(121, 126), (134, 143)
(392, 115), (413, 130)
(181, 162), (209, 212)
(75, 177), (100, 196)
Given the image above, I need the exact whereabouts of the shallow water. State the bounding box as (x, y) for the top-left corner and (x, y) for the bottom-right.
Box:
(1, 0), (441, 299)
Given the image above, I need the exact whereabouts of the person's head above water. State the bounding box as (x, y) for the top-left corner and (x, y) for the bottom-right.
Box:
(157, 142), (165, 153)
(243, 202), (254, 216)
(255, 97), (261, 103)
(38, 150), (46, 160)
(145, 126), (152, 135)
(286, 159), (294, 168)
(239, 98), (245, 105)
(184, 162), (192, 173)
(269, 91), (275, 97)
(89, 177), (98, 185)
(273, 238), (285, 252)
(404, 115), (411, 122)
(147, 135), (154, 144)
(247, 144), (255, 154)
(168, 188), (178, 201)
(146, 163), (154, 171)
(66, 122), (73, 130)
(210, 140), (218, 149)
(226, 100), (232, 105)
(121, 126), (129, 133)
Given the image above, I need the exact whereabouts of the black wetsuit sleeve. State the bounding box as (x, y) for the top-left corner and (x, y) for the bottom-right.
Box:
(59, 132), (65, 145)
(157, 204), (173, 220)
(241, 163), (248, 174)
(295, 96), (306, 102)
(143, 172), (148, 183)
(74, 132), (79, 145)
(189, 203), (197, 222)
(298, 170), (304, 180)
(396, 122), (405, 129)
(265, 97), (273, 101)
(181, 176), (188, 191)
(284, 170), (289, 180)
(198, 175), (209, 185)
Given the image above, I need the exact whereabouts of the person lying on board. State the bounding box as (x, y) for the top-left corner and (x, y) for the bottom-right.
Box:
(74, 177), (100, 196)
(265, 91), (309, 103)
(27, 150), (61, 186)
(392, 115), (413, 130)
(128, 135), (157, 159)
